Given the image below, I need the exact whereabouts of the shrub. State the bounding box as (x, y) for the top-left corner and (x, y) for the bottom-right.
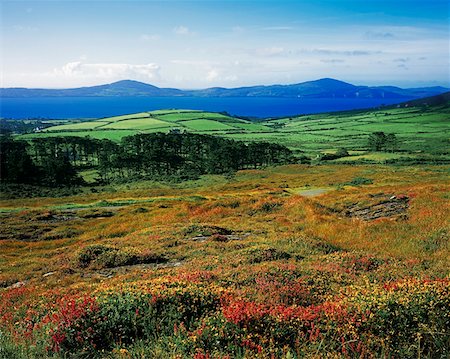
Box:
(78, 209), (115, 218)
(344, 177), (373, 186)
(245, 247), (291, 264)
(335, 148), (349, 157)
(182, 224), (233, 237)
(249, 200), (283, 215)
(76, 245), (166, 269)
(132, 207), (149, 214)
(47, 285), (222, 355)
(76, 244), (114, 268)
(422, 228), (448, 252)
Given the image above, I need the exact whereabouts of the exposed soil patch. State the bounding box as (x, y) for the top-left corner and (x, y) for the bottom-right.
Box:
(344, 194), (409, 221)
(297, 188), (330, 197)
(0, 211), (81, 241)
(5, 281), (26, 290)
(183, 224), (250, 242)
(34, 211), (78, 222)
(80, 260), (184, 279)
(76, 208), (116, 218)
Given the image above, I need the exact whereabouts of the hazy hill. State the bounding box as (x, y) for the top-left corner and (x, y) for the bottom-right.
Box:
(2, 78), (448, 99)
(1, 80), (183, 98)
(398, 91), (450, 107)
(187, 78), (412, 99)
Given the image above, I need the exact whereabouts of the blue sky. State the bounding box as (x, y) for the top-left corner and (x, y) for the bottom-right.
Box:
(1, 0), (449, 88)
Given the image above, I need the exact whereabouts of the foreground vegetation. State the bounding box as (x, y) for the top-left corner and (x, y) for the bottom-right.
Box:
(1, 164), (449, 358)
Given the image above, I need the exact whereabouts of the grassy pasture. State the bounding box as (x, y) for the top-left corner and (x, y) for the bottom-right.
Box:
(155, 112), (237, 124)
(17, 102), (450, 160)
(99, 112), (151, 122)
(182, 119), (237, 131)
(101, 118), (172, 130)
(21, 130), (137, 141)
(41, 121), (104, 131)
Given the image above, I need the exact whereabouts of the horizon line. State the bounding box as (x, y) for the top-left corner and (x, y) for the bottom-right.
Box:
(2, 77), (449, 91)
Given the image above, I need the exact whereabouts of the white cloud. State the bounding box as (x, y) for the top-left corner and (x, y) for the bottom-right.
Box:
(173, 26), (192, 35)
(140, 34), (160, 41)
(59, 61), (82, 76)
(206, 69), (219, 82)
(320, 59), (345, 64)
(393, 58), (410, 63)
(310, 48), (378, 56)
(263, 26), (293, 31)
(364, 31), (395, 39)
(250, 47), (285, 57)
(231, 26), (245, 34)
(13, 25), (38, 32)
(171, 59), (218, 66)
(53, 61), (160, 81)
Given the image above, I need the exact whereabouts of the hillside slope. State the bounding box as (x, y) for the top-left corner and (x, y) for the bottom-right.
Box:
(21, 96), (450, 161)
(32, 109), (272, 138)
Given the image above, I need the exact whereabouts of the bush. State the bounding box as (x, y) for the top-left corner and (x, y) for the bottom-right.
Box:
(78, 208), (115, 218)
(182, 224), (233, 237)
(76, 245), (166, 269)
(335, 148), (349, 157)
(344, 177), (373, 186)
(48, 286), (222, 355)
(245, 247), (291, 263)
(249, 200), (283, 215)
(76, 244), (114, 268)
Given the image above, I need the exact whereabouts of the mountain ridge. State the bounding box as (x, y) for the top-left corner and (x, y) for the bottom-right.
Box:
(1, 78), (448, 99)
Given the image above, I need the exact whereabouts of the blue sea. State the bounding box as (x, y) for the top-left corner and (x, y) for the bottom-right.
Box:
(0, 96), (408, 119)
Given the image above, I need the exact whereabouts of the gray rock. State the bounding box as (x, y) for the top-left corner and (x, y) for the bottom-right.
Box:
(42, 271), (56, 277)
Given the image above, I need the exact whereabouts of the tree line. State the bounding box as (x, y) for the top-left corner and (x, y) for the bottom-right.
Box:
(1, 133), (294, 186)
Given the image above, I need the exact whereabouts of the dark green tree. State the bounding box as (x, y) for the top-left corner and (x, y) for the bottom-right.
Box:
(41, 155), (82, 186)
(335, 148), (349, 157)
(368, 132), (399, 152)
(385, 133), (399, 152)
(368, 132), (387, 151)
(0, 137), (39, 183)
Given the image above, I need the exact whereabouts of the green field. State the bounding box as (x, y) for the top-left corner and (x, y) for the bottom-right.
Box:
(19, 104), (450, 160)
(182, 119), (237, 131)
(20, 129), (137, 141)
(102, 118), (171, 130)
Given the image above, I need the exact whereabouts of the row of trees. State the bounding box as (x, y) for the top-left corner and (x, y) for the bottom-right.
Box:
(1, 133), (294, 186)
(0, 131), (402, 186)
(0, 137), (80, 185)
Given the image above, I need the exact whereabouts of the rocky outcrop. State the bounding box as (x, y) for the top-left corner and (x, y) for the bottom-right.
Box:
(344, 195), (409, 221)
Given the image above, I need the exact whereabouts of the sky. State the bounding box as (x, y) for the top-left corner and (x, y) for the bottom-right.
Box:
(1, 0), (449, 89)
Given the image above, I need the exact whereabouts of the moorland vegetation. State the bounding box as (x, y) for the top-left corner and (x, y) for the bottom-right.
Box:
(0, 97), (449, 358)
(0, 164), (449, 358)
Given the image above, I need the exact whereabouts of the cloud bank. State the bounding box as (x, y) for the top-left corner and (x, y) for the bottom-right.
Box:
(53, 61), (161, 82)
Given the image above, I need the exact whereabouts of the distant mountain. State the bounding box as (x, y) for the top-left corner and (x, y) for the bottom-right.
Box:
(1, 78), (448, 99)
(0, 80), (183, 98)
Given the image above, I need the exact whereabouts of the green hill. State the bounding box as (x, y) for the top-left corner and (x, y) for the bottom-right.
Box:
(27, 109), (272, 137)
(20, 100), (450, 161)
